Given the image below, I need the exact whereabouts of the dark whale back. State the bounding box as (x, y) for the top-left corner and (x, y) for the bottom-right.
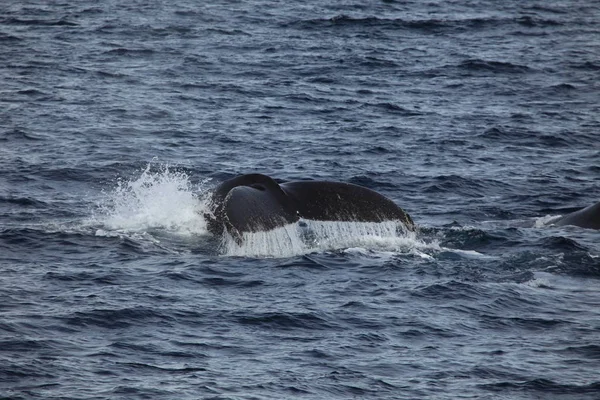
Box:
(206, 174), (414, 238)
(553, 201), (600, 229)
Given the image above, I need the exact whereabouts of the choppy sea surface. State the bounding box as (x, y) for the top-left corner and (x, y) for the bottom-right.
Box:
(2, 1), (600, 399)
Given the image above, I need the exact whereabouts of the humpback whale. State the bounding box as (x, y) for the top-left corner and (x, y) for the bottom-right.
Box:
(552, 201), (600, 230)
(205, 173), (414, 240)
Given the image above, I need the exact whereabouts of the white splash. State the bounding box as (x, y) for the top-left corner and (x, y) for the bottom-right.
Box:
(95, 164), (210, 236)
(534, 214), (562, 228)
(525, 276), (553, 289)
(221, 220), (435, 258)
(222, 223), (307, 258)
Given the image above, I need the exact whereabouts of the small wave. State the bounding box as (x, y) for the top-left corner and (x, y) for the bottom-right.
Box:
(547, 83), (577, 92)
(0, 195), (47, 207)
(1, 128), (45, 141)
(560, 344), (600, 360)
(102, 48), (156, 56)
(570, 61), (600, 71)
(446, 248), (493, 259)
(540, 236), (588, 251)
(63, 307), (171, 329)
(286, 15), (561, 33)
(524, 5), (569, 14)
(458, 59), (531, 74)
(422, 174), (487, 197)
(290, 15), (432, 30)
(16, 88), (48, 96)
(235, 311), (335, 331)
(479, 378), (600, 395)
(362, 102), (423, 116)
(2, 17), (78, 27)
(115, 362), (206, 374)
(204, 28), (251, 36)
(0, 32), (22, 41)
(515, 16), (562, 27)
(478, 127), (572, 148)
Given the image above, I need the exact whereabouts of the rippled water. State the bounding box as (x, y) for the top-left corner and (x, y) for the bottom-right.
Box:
(2, 1), (600, 399)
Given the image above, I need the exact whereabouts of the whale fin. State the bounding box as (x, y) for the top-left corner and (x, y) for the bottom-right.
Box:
(222, 185), (299, 235)
(553, 201), (600, 229)
(206, 174), (415, 240)
(282, 181), (414, 229)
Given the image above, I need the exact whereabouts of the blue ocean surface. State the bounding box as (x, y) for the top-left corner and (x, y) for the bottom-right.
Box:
(1, 0), (600, 399)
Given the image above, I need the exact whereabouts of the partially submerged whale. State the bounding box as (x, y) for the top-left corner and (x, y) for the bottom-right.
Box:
(205, 173), (414, 240)
(204, 173), (598, 242)
(552, 201), (600, 230)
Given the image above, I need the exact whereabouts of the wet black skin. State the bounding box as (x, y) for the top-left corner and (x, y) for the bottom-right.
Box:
(205, 173), (415, 239)
(552, 201), (600, 230)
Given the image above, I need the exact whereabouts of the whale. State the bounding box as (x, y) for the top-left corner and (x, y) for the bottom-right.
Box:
(552, 201), (600, 230)
(205, 173), (414, 240)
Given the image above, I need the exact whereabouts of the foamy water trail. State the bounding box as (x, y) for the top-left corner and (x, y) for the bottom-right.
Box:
(95, 164), (210, 236)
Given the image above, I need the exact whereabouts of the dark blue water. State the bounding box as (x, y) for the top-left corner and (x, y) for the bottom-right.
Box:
(2, 1), (600, 399)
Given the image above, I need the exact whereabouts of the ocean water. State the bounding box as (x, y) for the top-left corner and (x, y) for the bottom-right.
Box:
(2, 0), (600, 399)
